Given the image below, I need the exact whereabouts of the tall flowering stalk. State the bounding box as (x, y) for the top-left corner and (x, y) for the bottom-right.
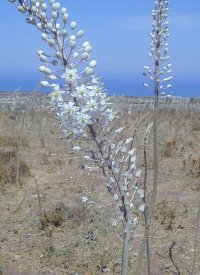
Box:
(8, 1), (145, 273)
(136, 0), (172, 274)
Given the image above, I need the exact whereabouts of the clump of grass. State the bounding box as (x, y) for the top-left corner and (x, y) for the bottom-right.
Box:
(40, 200), (89, 229)
(155, 200), (177, 230)
(0, 136), (29, 148)
(0, 136), (18, 147)
(155, 199), (188, 230)
(0, 148), (30, 188)
(163, 138), (177, 157)
(40, 202), (66, 229)
(183, 153), (200, 178)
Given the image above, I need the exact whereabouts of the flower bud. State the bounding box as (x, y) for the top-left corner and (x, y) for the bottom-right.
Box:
(61, 7), (67, 14)
(82, 41), (90, 48)
(56, 23), (61, 29)
(52, 2), (60, 11)
(60, 29), (67, 37)
(48, 39), (56, 47)
(37, 22), (45, 29)
(69, 40), (76, 49)
(41, 3), (47, 10)
(73, 52), (79, 59)
(39, 66), (52, 74)
(70, 35), (76, 41)
(77, 30), (84, 38)
(39, 55), (48, 62)
(18, 5), (25, 13)
(70, 21), (77, 29)
(81, 52), (89, 61)
(89, 60), (97, 68)
(49, 75), (57, 80)
(41, 32), (48, 40)
(84, 46), (92, 53)
(62, 13), (68, 23)
(85, 67), (93, 77)
(51, 59), (59, 66)
(47, 22), (53, 30)
(40, 11), (46, 19)
(40, 80), (50, 87)
(56, 52), (62, 59)
(52, 11), (58, 19)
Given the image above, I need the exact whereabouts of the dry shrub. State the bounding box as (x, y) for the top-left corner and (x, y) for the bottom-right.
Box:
(40, 202), (66, 229)
(155, 199), (188, 230)
(40, 200), (87, 229)
(183, 153), (200, 178)
(162, 138), (177, 157)
(0, 148), (30, 187)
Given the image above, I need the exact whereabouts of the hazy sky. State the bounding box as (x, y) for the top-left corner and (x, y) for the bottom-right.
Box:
(1, 0), (200, 97)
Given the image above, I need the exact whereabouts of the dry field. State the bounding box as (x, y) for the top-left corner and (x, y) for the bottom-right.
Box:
(0, 92), (199, 274)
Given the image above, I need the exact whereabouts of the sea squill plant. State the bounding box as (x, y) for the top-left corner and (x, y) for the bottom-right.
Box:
(8, 0), (145, 273)
(136, 0), (172, 274)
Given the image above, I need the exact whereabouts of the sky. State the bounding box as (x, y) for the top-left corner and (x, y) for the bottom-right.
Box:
(0, 0), (200, 97)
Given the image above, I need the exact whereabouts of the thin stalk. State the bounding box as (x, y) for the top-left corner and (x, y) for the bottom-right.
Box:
(121, 204), (130, 275)
(191, 192), (200, 275)
(143, 149), (151, 275)
(135, 22), (160, 275)
(16, 111), (25, 185)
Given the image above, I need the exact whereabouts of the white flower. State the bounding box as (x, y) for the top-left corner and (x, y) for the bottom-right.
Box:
(72, 146), (81, 151)
(139, 204), (145, 212)
(62, 68), (79, 85)
(77, 112), (92, 126)
(111, 219), (117, 227)
(83, 156), (90, 161)
(81, 196), (88, 203)
(86, 99), (98, 111)
(74, 84), (87, 98)
(137, 188), (144, 198)
(128, 149), (136, 156)
(62, 102), (77, 113)
(136, 170), (142, 178)
(113, 194), (119, 201)
(115, 127), (125, 135)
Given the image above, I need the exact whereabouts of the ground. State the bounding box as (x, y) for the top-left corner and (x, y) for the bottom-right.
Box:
(0, 93), (199, 274)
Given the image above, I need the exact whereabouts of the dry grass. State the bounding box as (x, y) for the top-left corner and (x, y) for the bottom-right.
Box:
(0, 148), (30, 188)
(0, 93), (199, 274)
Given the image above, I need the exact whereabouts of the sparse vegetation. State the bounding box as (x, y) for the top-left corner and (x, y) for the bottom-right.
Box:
(0, 95), (199, 274)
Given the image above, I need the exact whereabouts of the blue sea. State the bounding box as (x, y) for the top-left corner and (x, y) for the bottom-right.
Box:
(0, 73), (199, 97)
